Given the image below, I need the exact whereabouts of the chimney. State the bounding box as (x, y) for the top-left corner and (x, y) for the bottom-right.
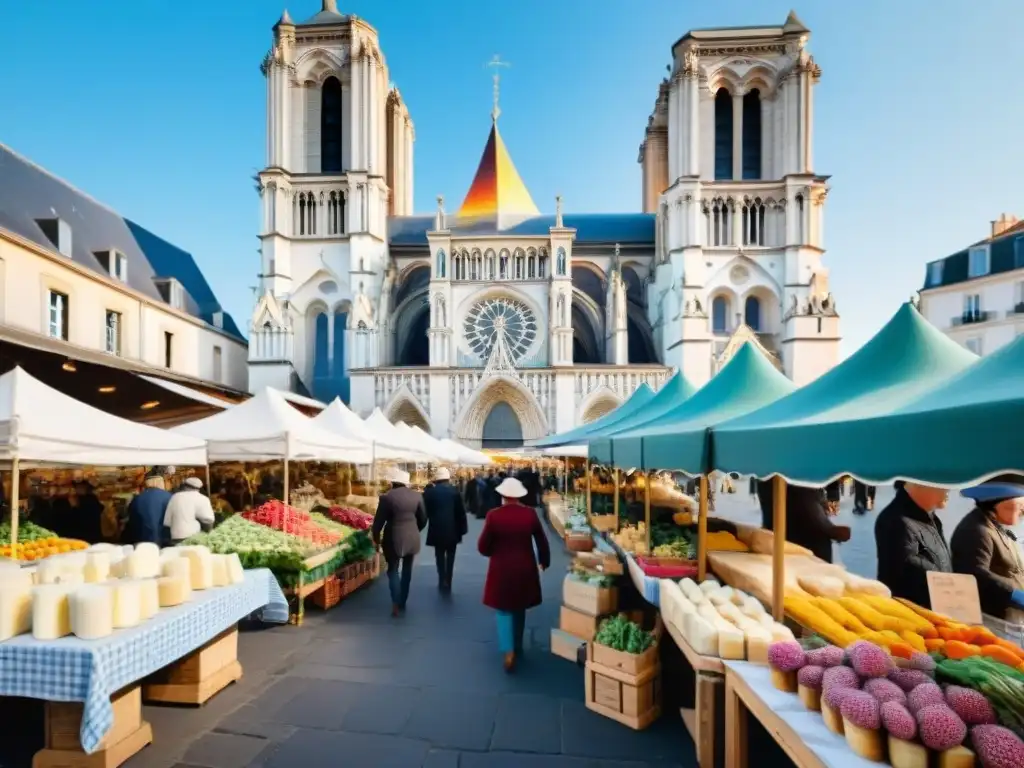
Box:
(990, 213), (1019, 238)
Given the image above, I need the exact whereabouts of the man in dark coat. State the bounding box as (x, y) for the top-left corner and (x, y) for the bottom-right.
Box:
(518, 467), (542, 509)
(124, 468), (173, 545)
(950, 475), (1024, 619)
(371, 467), (427, 617)
(757, 480), (850, 563)
(464, 473), (481, 518)
(423, 467), (468, 592)
(875, 481), (952, 608)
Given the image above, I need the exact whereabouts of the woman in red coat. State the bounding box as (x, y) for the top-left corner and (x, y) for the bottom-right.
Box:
(478, 476), (552, 672)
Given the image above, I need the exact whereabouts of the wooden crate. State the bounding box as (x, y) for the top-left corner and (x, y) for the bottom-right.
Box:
(144, 627), (242, 706)
(560, 606), (604, 641)
(585, 660), (661, 730)
(587, 614), (662, 677)
(563, 576), (618, 617)
(566, 533), (595, 552)
(590, 514), (617, 533)
(36, 685), (153, 768)
(310, 575), (343, 609)
(551, 628), (586, 663)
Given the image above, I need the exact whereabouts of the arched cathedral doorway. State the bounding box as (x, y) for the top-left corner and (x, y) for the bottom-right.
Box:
(482, 402), (523, 450)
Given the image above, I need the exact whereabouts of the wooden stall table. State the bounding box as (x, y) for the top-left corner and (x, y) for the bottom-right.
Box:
(143, 627), (242, 706)
(663, 618), (724, 768)
(280, 545), (340, 625)
(723, 661), (881, 768)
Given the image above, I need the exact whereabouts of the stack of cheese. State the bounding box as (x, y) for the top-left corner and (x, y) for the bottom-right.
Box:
(0, 542), (246, 643)
(659, 577), (794, 662)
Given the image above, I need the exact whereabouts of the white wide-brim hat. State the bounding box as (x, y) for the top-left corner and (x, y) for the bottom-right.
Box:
(495, 477), (528, 499)
(387, 467), (411, 484)
(184, 477), (203, 489)
(434, 467), (452, 481)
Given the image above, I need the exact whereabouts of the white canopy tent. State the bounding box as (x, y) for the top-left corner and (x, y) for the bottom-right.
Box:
(363, 409), (434, 462)
(542, 444), (588, 458)
(174, 387), (372, 464)
(0, 367), (208, 544)
(438, 438), (492, 466)
(401, 424), (461, 463)
(313, 399), (409, 461)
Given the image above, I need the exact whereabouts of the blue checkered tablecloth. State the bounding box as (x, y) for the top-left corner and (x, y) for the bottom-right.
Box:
(0, 568), (288, 754)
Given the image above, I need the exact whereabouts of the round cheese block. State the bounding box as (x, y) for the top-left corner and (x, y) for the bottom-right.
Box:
(69, 585), (114, 640)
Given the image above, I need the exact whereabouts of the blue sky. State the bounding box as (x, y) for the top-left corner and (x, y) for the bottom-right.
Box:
(2, 0), (1022, 356)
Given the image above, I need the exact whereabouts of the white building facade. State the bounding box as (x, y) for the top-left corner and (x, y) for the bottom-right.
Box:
(919, 213), (1024, 357)
(248, 4), (840, 449)
(0, 144), (248, 395)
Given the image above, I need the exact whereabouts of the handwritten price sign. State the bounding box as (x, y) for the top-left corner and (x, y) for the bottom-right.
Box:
(927, 572), (983, 625)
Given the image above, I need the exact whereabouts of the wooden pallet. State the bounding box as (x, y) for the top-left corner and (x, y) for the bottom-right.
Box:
(143, 627), (243, 706)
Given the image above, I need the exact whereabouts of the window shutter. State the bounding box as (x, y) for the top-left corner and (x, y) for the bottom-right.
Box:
(305, 84), (321, 173)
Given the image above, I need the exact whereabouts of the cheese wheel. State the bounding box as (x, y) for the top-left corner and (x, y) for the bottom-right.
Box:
(32, 584), (73, 640)
(112, 581), (141, 628)
(121, 545), (135, 559)
(211, 555), (230, 587)
(37, 560), (84, 585)
(179, 547), (213, 590)
(0, 583), (32, 640)
(138, 579), (159, 620)
(69, 585), (114, 640)
(84, 552), (110, 583)
(124, 551), (158, 580)
(161, 558), (190, 581)
(225, 553), (244, 585)
(159, 547), (181, 562)
(157, 576), (191, 607)
(0, 568), (33, 592)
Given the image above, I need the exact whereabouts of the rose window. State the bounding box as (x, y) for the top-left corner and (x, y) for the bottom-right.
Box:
(463, 297), (538, 362)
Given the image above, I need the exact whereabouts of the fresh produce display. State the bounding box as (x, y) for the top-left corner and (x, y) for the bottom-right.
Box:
(184, 515), (319, 572)
(594, 614), (655, 654)
(242, 500), (341, 546)
(310, 513), (362, 540)
(767, 631), (1024, 767)
(657, 576), (793, 661)
(0, 520), (58, 543)
(566, 511), (589, 533)
(321, 505), (373, 531)
(1, 537), (88, 561)
(566, 568), (615, 590)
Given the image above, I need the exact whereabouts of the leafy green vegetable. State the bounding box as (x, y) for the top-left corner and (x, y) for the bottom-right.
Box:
(595, 614), (655, 654)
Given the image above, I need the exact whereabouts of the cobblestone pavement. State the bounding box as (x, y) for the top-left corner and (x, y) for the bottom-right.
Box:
(112, 514), (694, 768)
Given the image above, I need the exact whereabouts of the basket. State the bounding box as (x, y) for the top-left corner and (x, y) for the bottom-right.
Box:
(310, 575), (343, 609)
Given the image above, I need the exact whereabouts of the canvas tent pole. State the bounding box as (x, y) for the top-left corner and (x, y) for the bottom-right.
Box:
(772, 475), (787, 621)
(613, 467), (620, 532)
(644, 471), (651, 554)
(283, 432), (290, 505)
(585, 459), (592, 521)
(205, 463), (211, 492)
(697, 474), (709, 582)
(8, 456), (19, 547)
(371, 441), (378, 498)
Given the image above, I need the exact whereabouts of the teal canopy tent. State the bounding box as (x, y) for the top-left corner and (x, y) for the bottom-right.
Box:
(809, 333), (1024, 485)
(587, 371), (697, 464)
(529, 381), (656, 449)
(711, 303), (979, 483)
(597, 342), (796, 471)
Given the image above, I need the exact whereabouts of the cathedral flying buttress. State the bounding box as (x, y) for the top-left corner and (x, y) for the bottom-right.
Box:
(248, 5), (839, 448)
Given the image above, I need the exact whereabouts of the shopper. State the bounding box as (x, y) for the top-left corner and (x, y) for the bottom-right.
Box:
(423, 467), (468, 592)
(950, 475), (1024, 620)
(163, 477), (215, 544)
(371, 467), (427, 617)
(124, 468), (173, 545)
(478, 477), (551, 673)
(874, 481), (951, 608)
(757, 480), (850, 563)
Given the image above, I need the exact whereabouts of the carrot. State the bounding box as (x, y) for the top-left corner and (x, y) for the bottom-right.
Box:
(993, 638), (1024, 660)
(979, 644), (1022, 668)
(938, 627), (960, 641)
(924, 638), (946, 652)
(895, 598), (954, 627)
(889, 642), (915, 660)
(972, 626), (999, 645)
(944, 640), (982, 660)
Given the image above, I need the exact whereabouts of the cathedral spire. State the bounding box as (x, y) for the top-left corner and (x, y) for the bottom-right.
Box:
(486, 55), (510, 123)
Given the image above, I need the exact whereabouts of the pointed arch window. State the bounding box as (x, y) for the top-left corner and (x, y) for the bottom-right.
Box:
(742, 89), (762, 180)
(714, 88), (734, 181)
(320, 77), (343, 173)
(436, 249), (446, 278)
(556, 247), (567, 275)
(744, 295), (762, 332)
(711, 296), (729, 333)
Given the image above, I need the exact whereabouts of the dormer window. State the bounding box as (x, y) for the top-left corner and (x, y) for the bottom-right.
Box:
(94, 250), (128, 282)
(36, 218), (72, 257)
(154, 277), (185, 310)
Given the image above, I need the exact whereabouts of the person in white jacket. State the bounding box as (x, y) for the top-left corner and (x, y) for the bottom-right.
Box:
(164, 477), (215, 544)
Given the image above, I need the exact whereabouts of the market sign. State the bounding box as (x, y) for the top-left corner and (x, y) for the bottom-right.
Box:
(926, 572), (983, 626)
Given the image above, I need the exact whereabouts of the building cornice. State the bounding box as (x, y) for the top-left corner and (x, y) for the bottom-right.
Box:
(920, 265), (1024, 295)
(0, 226), (246, 347)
